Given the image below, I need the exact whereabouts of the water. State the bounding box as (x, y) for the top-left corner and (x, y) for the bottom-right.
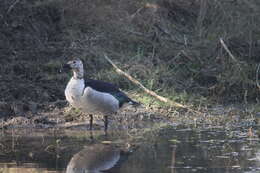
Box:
(0, 126), (259, 173)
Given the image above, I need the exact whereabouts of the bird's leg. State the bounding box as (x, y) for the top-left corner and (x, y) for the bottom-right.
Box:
(89, 114), (93, 131)
(104, 115), (108, 134)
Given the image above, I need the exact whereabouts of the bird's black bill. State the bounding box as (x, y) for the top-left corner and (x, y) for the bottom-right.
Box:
(61, 63), (71, 72)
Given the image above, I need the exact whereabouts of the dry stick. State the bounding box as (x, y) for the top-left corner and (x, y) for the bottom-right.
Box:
(256, 64), (260, 89)
(7, 0), (20, 14)
(104, 54), (203, 115)
(130, 7), (144, 19)
(219, 38), (238, 63)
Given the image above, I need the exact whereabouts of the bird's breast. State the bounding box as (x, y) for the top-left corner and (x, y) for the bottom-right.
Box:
(65, 78), (85, 108)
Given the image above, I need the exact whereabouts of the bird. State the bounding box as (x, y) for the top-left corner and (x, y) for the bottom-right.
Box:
(66, 143), (131, 173)
(63, 58), (139, 132)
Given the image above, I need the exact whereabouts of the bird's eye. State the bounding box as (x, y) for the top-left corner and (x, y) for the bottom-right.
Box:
(73, 61), (76, 64)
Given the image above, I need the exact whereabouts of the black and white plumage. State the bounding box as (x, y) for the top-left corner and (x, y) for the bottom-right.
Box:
(66, 143), (130, 173)
(85, 79), (135, 108)
(63, 59), (138, 132)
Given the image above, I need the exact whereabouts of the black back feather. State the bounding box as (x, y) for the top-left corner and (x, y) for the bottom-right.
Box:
(85, 78), (120, 93)
(85, 79), (133, 107)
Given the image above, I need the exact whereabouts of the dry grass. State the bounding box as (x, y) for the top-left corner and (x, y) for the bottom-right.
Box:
(1, 0), (260, 109)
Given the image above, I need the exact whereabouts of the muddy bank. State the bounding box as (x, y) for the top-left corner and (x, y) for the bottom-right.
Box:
(1, 0), (260, 111)
(0, 100), (168, 130)
(1, 0), (260, 133)
(0, 99), (258, 139)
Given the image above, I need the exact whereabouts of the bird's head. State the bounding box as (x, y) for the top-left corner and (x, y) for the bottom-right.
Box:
(63, 59), (84, 72)
(63, 59), (84, 79)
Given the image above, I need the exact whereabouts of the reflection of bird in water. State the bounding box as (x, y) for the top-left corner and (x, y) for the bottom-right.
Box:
(63, 59), (139, 132)
(66, 143), (131, 173)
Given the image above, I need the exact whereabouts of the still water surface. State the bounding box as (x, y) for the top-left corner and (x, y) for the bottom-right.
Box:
(0, 126), (259, 173)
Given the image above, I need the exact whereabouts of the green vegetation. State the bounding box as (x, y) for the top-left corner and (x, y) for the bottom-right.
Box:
(1, 0), (260, 110)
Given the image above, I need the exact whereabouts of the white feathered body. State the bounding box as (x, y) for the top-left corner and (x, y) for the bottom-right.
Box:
(65, 78), (119, 115)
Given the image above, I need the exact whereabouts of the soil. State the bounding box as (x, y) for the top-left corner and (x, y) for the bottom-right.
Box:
(0, 98), (172, 132)
(0, 0), (171, 131)
(0, 0), (259, 132)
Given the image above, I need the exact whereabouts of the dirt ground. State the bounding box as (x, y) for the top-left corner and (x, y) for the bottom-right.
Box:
(0, 97), (258, 139)
(0, 0), (259, 133)
(0, 98), (171, 131)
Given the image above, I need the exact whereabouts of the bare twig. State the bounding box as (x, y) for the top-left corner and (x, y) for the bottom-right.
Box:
(130, 7), (145, 19)
(7, 0), (20, 14)
(219, 38), (238, 63)
(256, 63), (260, 89)
(104, 54), (203, 115)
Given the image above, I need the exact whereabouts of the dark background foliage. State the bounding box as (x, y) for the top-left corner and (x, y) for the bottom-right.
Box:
(1, 0), (260, 108)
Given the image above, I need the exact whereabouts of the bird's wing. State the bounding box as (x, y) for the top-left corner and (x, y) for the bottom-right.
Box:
(85, 78), (120, 93)
(85, 79), (132, 107)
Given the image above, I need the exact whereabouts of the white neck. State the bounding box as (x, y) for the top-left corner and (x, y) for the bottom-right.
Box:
(73, 68), (84, 79)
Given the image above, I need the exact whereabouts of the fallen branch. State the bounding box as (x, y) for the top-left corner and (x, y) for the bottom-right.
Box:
(256, 63), (260, 89)
(104, 54), (202, 114)
(7, 0), (20, 14)
(219, 38), (238, 63)
(130, 6), (145, 19)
